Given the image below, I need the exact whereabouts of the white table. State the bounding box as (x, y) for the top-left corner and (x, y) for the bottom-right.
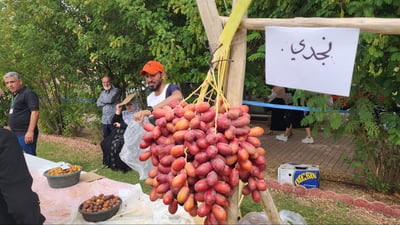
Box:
(24, 154), (196, 224)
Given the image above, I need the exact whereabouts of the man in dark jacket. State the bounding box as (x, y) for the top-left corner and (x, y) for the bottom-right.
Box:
(0, 128), (46, 224)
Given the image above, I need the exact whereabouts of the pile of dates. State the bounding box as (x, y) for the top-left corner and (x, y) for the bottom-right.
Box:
(47, 164), (81, 176)
(80, 194), (121, 213)
(139, 101), (266, 225)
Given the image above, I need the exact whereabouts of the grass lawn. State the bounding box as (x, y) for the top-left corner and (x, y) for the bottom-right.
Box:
(36, 137), (374, 225)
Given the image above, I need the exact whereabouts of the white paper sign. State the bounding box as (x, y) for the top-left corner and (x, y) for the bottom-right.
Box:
(265, 26), (360, 96)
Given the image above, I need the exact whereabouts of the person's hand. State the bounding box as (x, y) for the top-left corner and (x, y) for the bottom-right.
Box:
(115, 103), (123, 114)
(113, 122), (121, 128)
(25, 131), (35, 144)
(134, 110), (151, 122)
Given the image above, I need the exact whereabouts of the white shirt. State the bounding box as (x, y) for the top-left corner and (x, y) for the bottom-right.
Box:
(147, 84), (169, 107)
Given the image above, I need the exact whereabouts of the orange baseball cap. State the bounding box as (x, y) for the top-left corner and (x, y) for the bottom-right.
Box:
(139, 60), (165, 76)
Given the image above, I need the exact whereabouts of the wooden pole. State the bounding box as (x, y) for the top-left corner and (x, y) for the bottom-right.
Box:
(196, 0), (223, 53)
(225, 0), (248, 107)
(261, 190), (283, 224)
(224, 1), (249, 223)
(197, 1), (283, 225)
(220, 17), (400, 35)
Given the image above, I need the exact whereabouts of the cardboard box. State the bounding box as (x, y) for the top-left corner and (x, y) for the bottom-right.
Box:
(278, 163), (319, 189)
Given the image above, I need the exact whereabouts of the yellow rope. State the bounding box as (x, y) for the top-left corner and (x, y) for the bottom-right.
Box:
(184, 0), (252, 110)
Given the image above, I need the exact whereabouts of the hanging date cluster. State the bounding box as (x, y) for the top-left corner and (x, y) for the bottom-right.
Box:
(139, 101), (266, 225)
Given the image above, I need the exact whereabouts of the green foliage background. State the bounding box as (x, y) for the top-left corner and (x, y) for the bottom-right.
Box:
(0, 0), (399, 192)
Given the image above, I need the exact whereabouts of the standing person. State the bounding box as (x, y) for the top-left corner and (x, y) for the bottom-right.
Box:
(3, 72), (40, 155)
(275, 112), (313, 144)
(134, 60), (183, 122)
(267, 86), (288, 134)
(96, 76), (121, 138)
(0, 128), (46, 224)
(276, 97), (314, 144)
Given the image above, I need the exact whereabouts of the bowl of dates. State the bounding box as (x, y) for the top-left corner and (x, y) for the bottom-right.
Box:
(79, 194), (122, 222)
(43, 164), (81, 188)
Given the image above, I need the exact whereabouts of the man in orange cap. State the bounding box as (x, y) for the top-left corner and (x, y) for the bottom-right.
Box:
(134, 60), (183, 122)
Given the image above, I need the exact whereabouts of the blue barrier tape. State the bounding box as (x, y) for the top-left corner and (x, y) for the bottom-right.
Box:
(77, 99), (96, 103)
(57, 97), (349, 113)
(59, 98), (95, 103)
(242, 100), (349, 113)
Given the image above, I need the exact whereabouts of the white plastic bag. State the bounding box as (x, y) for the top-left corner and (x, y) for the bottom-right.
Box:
(119, 118), (153, 180)
(238, 210), (307, 225)
(280, 210), (307, 225)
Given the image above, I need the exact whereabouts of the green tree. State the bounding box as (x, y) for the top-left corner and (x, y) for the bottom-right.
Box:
(0, 0), (210, 135)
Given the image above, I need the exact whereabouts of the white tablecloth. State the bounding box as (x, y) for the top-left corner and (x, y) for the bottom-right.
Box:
(24, 154), (196, 224)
